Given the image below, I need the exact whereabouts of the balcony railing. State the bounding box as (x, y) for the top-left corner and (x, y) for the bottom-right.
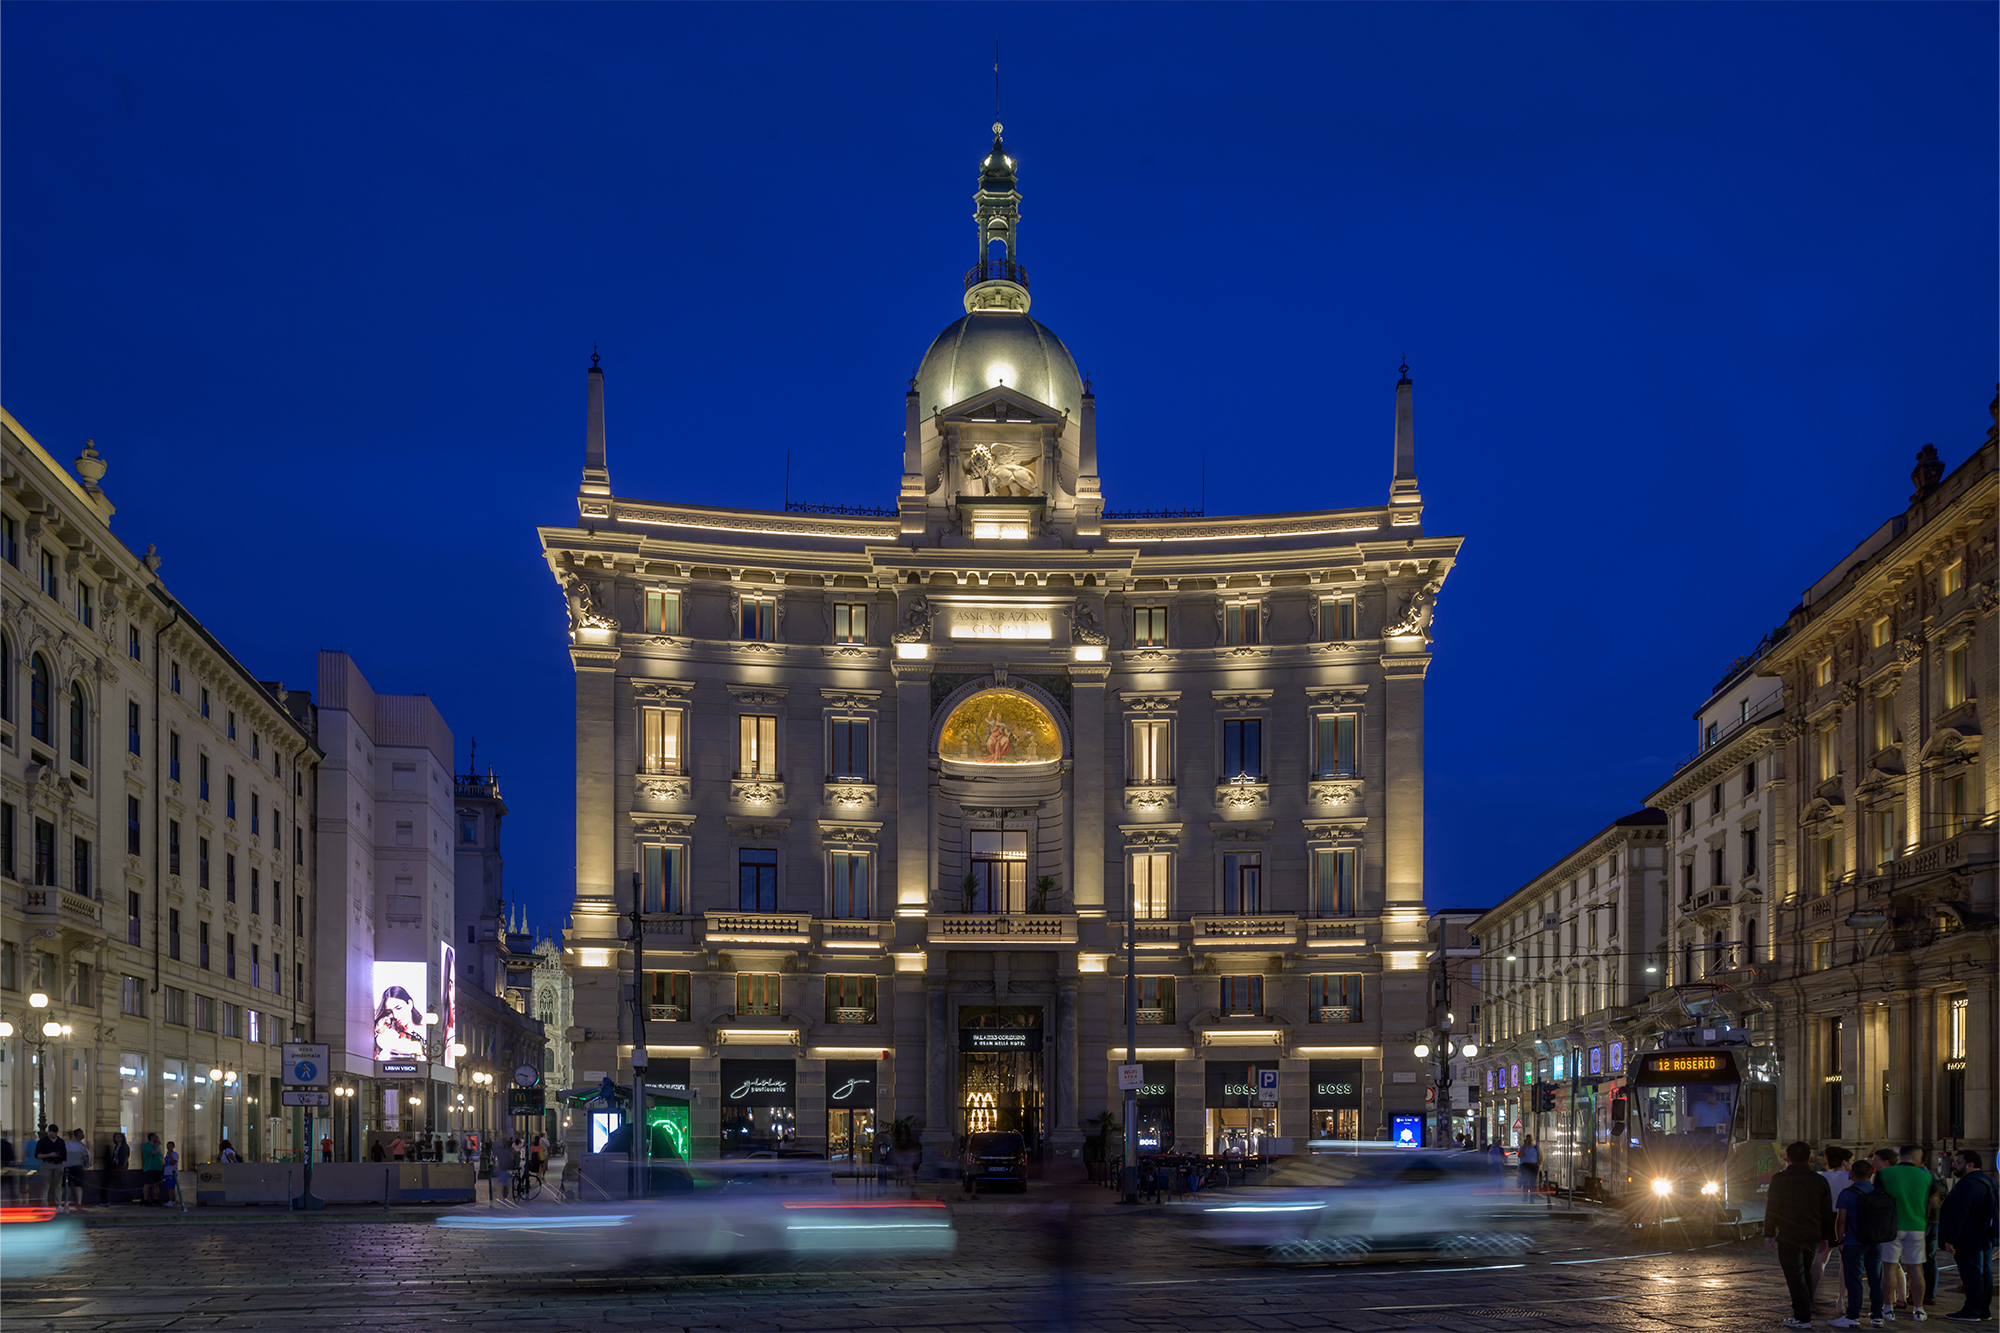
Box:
(1191, 915), (1299, 946)
(22, 887), (103, 931)
(1135, 1007), (1172, 1024)
(964, 258), (1029, 290)
(704, 912), (813, 945)
(648, 1004), (688, 1022)
(830, 1008), (878, 1025)
(1312, 1006), (1361, 1023)
(928, 914), (1077, 944)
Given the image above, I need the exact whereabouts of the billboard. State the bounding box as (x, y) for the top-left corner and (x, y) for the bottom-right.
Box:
(438, 942), (457, 1070)
(371, 960), (429, 1063)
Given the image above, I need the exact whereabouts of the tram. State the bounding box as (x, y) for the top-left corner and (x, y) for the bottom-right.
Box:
(1606, 1025), (1781, 1229)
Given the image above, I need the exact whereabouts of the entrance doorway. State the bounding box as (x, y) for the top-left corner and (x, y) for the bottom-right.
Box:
(958, 1005), (1044, 1154)
(828, 1109), (875, 1162)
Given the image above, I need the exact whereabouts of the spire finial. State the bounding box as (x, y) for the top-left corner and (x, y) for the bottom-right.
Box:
(994, 38), (1000, 134)
(1398, 356), (1410, 381)
(590, 345), (600, 370)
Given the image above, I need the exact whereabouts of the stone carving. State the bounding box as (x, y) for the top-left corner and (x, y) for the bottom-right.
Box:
(730, 780), (785, 806)
(1105, 514), (1381, 543)
(1122, 693), (1179, 712)
(1065, 599), (1108, 647)
(1307, 689), (1368, 707)
(560, 572), (619, 632)
(821, 691), (880, 710)
(730, 690), (787, 706)
(824, 784), (877, 809)
(1308, 781), (1363, 808)
(632, 681), (693, 703)
(1124, 786), (1175, 812)
(636, 776), (690, 802)
(1213, 693), (1269, 711)
(1215, 783), (1270, 811)
(820, 824), (880, 845)
(963, 442), (1039, 496)
(961, 805), (1040, 819)
(891, 596), (933, 643)
(1384, 579), (1441, 638)
(1302, 821), (1365, 841)
(632, 818), (693, 838)
(1122, 826), (1182, 847)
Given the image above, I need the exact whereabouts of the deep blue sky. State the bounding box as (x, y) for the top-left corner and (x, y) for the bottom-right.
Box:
(5, 3), (1994, 929)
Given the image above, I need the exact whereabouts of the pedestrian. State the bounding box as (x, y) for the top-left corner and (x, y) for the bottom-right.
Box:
(108, 1131), (131, 1205)
(64, 1129), (90, 1211)
(491, 1133), (512, 1203)
(320, 1133), (333, 1163)
(389, 1135), (407, 1163)
(1937, 1149), (1997, 1323)
(218, 1139), (240, 1165)
(1765, 1140), (1837, 1331)
(1821, 1147), (1857, 1310)
(1877, 1145), (1934, 1319)
(36, 1125), (66, 1209)
(140, 1132), (164, 1205)
(1487, 1137), (1508, 1180)
(370, 1138), (386, 1163)
(444, 1134), (459, 1164)
(1518, 1135), (1541, 1193)
(0, 1130), (14, 1203)
(162, 1140), (184, 1212)
(1871, 1150), (1908, 1310)
(1830, 1157), (1894, 1328)
(530, 1134), (547, 1179)
(1922, 1147), (1949, 1312)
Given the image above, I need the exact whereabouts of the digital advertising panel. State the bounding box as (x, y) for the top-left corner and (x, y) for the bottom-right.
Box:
(438, 942), (458, 1069)
(370, 960), (430, 1063)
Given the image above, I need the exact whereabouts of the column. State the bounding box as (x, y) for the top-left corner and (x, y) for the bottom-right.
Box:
(893, 660), (932, 912)
(1052, 977), (1080, 1157)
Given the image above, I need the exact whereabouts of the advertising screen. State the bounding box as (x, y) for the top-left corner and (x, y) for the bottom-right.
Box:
(1391, 1115), (1422, 1147)
(438, 943), (457, 1069)
(371, 960), (430, 1063)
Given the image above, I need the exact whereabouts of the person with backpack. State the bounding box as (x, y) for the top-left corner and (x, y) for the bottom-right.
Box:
(1766, 1140), (1838, 1331)
(1518, 1135), (1541, 1193)
(1831, 1157), (1895, 1328)
(1877, 1145), (1934, 1319)
(1821, 1147), (1857, 1312)
(1938, 1149), (1997, 1323)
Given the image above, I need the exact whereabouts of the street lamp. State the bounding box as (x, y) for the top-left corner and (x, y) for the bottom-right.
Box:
(1412, 1043), (1431, 1059)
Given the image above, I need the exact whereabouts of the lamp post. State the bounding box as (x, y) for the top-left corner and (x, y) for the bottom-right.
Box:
(333, 1084), (356, 1160)
(18, 990), (56, 1131)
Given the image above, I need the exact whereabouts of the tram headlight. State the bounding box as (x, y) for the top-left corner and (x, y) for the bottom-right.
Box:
(1651, 1178), (1673, 1197)
(1700, 1181), (1720, 1197)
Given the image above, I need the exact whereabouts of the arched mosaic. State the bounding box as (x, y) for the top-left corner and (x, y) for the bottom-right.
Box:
(937, 687), (1062, 765)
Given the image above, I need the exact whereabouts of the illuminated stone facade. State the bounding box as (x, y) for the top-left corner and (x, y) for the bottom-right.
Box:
(542, 133), (1463, 1163)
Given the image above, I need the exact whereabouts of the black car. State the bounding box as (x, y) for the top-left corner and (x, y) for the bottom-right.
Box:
(960, 1131), (1027, 1193)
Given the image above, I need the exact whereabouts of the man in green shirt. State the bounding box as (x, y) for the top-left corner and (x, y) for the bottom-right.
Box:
(1876, 1145), (1934, 1318)
(139, 1132), (166, 1205)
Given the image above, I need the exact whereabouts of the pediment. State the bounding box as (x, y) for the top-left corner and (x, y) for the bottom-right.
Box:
(1919, 726), (1981, 764)
(939, 384), (1066, 427)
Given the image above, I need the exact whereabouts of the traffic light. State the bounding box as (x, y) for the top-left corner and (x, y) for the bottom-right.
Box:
(1532, 1083), (1557, 1113)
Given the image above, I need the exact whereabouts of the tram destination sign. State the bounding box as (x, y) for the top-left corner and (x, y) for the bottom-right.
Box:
(1634, 1052), (1734, 1083)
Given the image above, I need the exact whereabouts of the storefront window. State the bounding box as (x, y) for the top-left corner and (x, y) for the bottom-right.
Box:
(1308, 1058), (1362, 1146)
(1204, 1060), (1278, 1156)
(119, 1052), (146, 1138)
(1131, 1061), (1174, 1155)
(163, 1060), (187, 1163)
(825, 1059), (878, 1163)
(958, 1006), (1044, 1149)
(720, 1058), (796, 1152)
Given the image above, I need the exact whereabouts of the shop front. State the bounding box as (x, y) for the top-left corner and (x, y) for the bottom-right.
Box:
(958, 1007), (1044, 1153)
(1131, 1061), (1173, 1156)
(721, 1058), (796, 1153)
(1308, 1058), (1362, 1149)
(825, 1059), (879, 1163)
(1204, 1060), (1279, 1156)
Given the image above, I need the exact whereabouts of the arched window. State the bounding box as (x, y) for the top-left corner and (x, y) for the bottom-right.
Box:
(0, 635), (11, 723)
(30, 653), (52, 743)
(69, 682), (88, 764)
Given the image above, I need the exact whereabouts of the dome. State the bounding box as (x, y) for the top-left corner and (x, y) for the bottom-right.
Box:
(915, 310), (1083, 420)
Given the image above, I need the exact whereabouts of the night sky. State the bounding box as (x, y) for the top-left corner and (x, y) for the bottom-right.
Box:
(4, 3), (1993, 930)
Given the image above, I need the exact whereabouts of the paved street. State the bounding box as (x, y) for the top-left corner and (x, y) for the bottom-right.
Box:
(8, 1185), (1975, 1333)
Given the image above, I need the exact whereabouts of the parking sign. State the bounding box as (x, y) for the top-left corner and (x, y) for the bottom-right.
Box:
(1257, 1067), (1279, 1106)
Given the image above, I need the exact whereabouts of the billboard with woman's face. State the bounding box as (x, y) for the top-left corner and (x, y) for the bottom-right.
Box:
(438, 943), (457, 1069)
(371, 961), (429, 1062)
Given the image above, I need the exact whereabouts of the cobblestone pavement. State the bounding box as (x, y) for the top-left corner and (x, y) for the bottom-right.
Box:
(0, 1189), (1979, 1332)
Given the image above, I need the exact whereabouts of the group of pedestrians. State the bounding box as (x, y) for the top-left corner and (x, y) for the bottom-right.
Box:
(4, 1125), (183, 1211)
(1766, 1140), (1997, 1329)
(370, 1130), (468, 1163)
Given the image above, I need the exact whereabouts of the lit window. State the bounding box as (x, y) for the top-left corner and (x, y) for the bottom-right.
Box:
(1942, 560), (1964, 597)
(1128, 718), (1170, 783)
(1944, 644), (1971, 709)
(641, 844), (685, 913)
(1869, 617), (1891, 649)
(1223, 601), (1260, 646)
(1307, 973), (1361, 1022)
(1130, 852), (1169, 920)
(641, 707), (684, 774)
(825, 974), (877, 1024)
(740, 596), (776, 641)
(1815, 725), (1837, 783)
(832, 602), (868, 644)
(1814, 658), (1833, 688)
(1318, 596), (1355, 642)
(1132, 606), (1168, 648)
(1312, 849), (1356, 917)
(735, 972), (780, 1015)
(1314, 714), (1357, 777)
(1135, 976), (1175, 1023)
(828, 717), (870, 780)
(644, 590), (681, 636)
(828, 851), (870, 918)
(737, 714), (778, 777)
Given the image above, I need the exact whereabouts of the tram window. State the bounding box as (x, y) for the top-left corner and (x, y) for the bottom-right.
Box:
(1639, 1083), (1737, 1145)
(1742, 1084), (1777, 1141)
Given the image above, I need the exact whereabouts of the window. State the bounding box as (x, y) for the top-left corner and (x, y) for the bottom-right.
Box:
(395, 821), (413, 847)
(225, 931), (236, 979)
(274, 953), (282, 995)
(1131, 852), (1169, 919)
(247, 1009), (260, 1044)
(1318, 596), (1356, 641)
(295, 895), (303, 936)
(737, 714), (778, 777)
(1705, 722), (1719, 748)
(1222, 851), (1262, 914)
(199, 921), (210, 970)
(1871, 807), (1897, 869)
(225, 854), (236, 902)
(73, 836), (92, 897)
(735, 972), (780, 1015)
(738, 848), (778, 912)
(1741, 827), (1758, 877)
(825, 974), (878, 1024)
(641, 843), (685, 913)
(828, 851), (870, 918)
(1220, 974), (1264, 1015)
(251, 943), (260, 989)
(65, 960), (91, 1007)
(1743, 760), (1756, 793)
(271, 884), (280, 928)
(1222, 601), (1260, 645)
(392, 763), (415, 791)
(1682, 802), (1693, 833)
(127, 796), (142, 856)
(641, 706), (684, 774)
(227, 709), (236, 740)
(119, 976), (144, 1016)
(1869, 617), (1891, 650)
(226, 773), (237, 819)
(0, 515), (13, 565)
(198, 837), (210, 890)
(40, 549), (59, 598)
(170, 661), (181, 694)
(168, 909), (181, 961)
(1948, 995), (1968, 1060)
(69, 683), (88, 764)
(1944, 643), (1971, 709)
(164, 986), (187, 1026)
(1128, 719), (1170, 783)
(129, 626), (144, 662)
(1814, 725), (1837, 783)
(459, 815), (477, 844)
(634, 588), (681, 636)
(1815, 834), (1839, 892)
(1942, 560), (1964, 597)
(200, 687), (210, 718)
(740, 596), (776, 641)
(1132, 605), (1168, 647)
(1314, 714), (1357, 777)
(78, 582), (95, 627)
(0, 637), (9, 727)
(294, 826), (302, 867)
(251, 732), (259, 760)
(1941, 773), (1975, 837)
(1221, 718), (1262, 781)
(1308, 973), (1363, 1022)
(250, 869), (260, 916)
(832, 602), (868, 644)
(645, 970), (691, 1021)
(169, 731), (181, 782)
(250, 792), (259, 836)
(222, 1003), (240, 1038)
(1135, 976), (1175, 1023)
(1312, 849), (1356, 917)
(199, 754), (210, 802)
(1711, 783), (1723, 816)
(33, 818), (57, 885)
(1814, 657), (1833, 688)
(828, 717), (870, 780)
(128, 890), (142, 946)
(1871, 690), (1895, 752)
(30, 654), (52, 744)
(966, 828), (1028, 913)
(1710, 845), (1725, 886)
(1812, 937), (1832, 972)
(1, 803), (11, 881)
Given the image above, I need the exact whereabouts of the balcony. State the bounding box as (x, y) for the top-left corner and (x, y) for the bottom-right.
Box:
(927, 914), (1078, 945)
(648, 1004), (689, 1023)
(820, 919), (894, 950)
(1134, 1007), (1173, 1024)
(1119, 920), (1186, 950)
(703, 912), (813, 946)
(1191, 915), (1299, 948)
(21, 886), (105, 942)
(1311, 1006), (1362, 1024)
(963, 258), (1029, 291)
(829, 1007), (878, 1025)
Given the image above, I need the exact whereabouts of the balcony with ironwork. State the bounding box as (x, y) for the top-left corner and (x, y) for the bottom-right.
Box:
(1191, 915), (1300, 948)
(927, 913), (1077, 945)
(963, 258), (1028, 291)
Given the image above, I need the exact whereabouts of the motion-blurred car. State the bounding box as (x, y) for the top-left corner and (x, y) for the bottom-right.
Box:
(438, 1158), (954, 1271)
(1193, 1149), (1543, 1263)
(960, 1131), (1028, 1194)
(0, 1201), (83, 1278)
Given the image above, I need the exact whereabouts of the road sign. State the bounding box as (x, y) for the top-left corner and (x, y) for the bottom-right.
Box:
(509, 1088), (546, 1113)
(282, 1043), (329, 1087)
(282, 1089), (330, 1107)
(1257, 1067), (1279, 1106)
(1117, 1063), (1144, 1092)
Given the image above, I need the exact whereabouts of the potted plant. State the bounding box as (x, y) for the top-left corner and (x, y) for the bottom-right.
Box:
(961, 871), (980, 913)
(1030, 874), (1059, 914)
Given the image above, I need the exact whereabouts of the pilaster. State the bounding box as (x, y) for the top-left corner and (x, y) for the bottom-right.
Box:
(1068, 664), (1110, 911)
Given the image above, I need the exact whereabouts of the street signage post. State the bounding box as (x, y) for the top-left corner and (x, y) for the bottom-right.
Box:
(281, 1043), (331, 1209)
(1116, 1063), (1144, 1092)
(1257, 1067), (1280, 1108)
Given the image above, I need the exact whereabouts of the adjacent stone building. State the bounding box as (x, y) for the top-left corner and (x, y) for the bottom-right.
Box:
(2, 408), (321, 1164)
(542, 130), (1464, 1163)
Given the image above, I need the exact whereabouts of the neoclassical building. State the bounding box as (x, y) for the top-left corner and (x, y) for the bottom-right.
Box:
(2, 409), (320, 1164)
(543, 131), (1463, 1163)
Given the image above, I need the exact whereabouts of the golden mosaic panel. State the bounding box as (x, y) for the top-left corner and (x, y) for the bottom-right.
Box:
(938, 688), (1061, 765)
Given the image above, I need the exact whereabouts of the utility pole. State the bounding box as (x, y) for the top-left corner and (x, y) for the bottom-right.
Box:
(1121, 872), (1138, 1204)
(628, 872), (649, 1200)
